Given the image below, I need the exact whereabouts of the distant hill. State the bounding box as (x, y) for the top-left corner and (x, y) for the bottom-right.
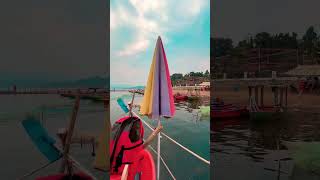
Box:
(48, 76), (108, 88)
(0, 76), (108, 88)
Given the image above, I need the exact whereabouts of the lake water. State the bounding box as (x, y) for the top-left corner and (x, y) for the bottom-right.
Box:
(0, 92), (210, 180)
(110, 91), (210, 180)
(211, 111), (320, 180)
(0, 95), (107, 179)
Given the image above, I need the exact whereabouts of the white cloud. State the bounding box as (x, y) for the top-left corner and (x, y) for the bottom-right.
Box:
(117, 35), (150, 56)
(110, 60), (150, 85)
(180, 0), (207, 17)
(111, 0), (208, 57)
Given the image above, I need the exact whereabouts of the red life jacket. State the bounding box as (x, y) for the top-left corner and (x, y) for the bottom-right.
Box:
(110, 116), (144, 175)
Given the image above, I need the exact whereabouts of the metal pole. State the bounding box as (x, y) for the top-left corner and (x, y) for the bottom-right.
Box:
(157, 117), (161, 180)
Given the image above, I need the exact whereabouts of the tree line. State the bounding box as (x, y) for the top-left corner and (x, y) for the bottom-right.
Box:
(171, 70), (210, 85)
(212, 26), (320, 58)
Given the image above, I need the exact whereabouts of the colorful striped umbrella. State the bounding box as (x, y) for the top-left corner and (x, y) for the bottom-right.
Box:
(140, 36), (175, 180)
(140, 36), (175, 119)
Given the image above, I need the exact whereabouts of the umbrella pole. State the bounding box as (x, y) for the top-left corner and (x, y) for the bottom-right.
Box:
(157, 117), (161, 180)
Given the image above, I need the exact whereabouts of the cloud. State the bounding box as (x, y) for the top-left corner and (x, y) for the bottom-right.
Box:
(111, 0), (208, 57)
(117, 35), (150, 56)
(110, 60), (150, 85)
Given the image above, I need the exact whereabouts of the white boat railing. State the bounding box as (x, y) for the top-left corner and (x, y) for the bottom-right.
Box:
(132, 111), (210, 179)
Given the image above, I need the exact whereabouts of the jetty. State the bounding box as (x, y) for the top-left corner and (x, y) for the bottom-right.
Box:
(0, 88), (108, 97)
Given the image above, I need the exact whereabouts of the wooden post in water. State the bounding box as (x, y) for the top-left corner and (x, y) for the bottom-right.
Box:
(285, 86), (288, 109)
(280, 88), (283, 108)
(254, 86), (259, 105)
(248, 86), (252, 103)
(60, 96), (80, 174)
(260, 85), (264, 107)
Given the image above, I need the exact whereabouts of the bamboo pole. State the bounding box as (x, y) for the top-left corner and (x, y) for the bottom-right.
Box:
(60, 96), (80, 174)
(143, 125), (163, 148)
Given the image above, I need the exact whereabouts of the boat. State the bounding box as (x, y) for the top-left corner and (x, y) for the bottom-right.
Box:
(129, 89), (144, 95)
(174, 94), (188, 101)
(211, 100), (248, 119)
(110, 96), (160, 180)
(116, 96), (210, 180)
(110, 148), (156, 180)
(111, 37), (210, 180)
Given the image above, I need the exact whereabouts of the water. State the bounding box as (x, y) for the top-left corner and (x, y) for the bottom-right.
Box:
(110, 91), (210, 180)
(0, 95), (108, 179)
(211, 111), (320, 180)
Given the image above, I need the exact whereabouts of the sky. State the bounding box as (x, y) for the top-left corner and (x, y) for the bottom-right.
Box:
(110, 0), (210, 86)
(0, 0), (108, 82)
(212, 0), (320, 43)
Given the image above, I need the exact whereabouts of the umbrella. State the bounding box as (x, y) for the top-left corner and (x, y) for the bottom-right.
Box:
(140, 36), (175, 179)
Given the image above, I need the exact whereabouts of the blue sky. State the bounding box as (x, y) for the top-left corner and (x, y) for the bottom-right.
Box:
(110, 0), (210, 86)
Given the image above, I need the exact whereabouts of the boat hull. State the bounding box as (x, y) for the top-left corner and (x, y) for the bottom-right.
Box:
(110, 149), (156, 180)
(211, 107), (248, 120)
(174, 95), (188, 101)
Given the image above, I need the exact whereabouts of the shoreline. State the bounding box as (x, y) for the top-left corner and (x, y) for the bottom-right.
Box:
(214, 87), (320, 112)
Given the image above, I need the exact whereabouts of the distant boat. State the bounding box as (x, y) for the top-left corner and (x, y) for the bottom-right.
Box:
(174, 94), (188, 101)
(129, 89), (144, 95)
(211, 99), (248, 119)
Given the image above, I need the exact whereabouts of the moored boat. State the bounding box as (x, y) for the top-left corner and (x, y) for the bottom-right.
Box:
(174, 95), (188, 101)
(211, 99), (248, 119)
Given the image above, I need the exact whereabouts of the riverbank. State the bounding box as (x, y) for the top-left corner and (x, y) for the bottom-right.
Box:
(213, 84), (320, 112)
(173, 89), (210, 105)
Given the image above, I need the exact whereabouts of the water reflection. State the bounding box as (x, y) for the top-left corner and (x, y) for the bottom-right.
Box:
(175, 98), (208, 122)
(212, 111), (320, 179)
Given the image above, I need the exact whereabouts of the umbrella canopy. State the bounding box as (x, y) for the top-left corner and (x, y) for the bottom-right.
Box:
(140, 36), (175, 119)
(285, 65), (320, 76)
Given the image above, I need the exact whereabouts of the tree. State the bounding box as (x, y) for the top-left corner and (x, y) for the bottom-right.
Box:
(211, 38), (233, 57)
(204, 70), (210, 77)
(303, 26), (318, 55)
(171, 73), (184, 86)
(254, 32), (271, 48)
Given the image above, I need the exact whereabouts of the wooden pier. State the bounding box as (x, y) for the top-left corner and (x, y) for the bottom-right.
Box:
(0, 88), (109, 98)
